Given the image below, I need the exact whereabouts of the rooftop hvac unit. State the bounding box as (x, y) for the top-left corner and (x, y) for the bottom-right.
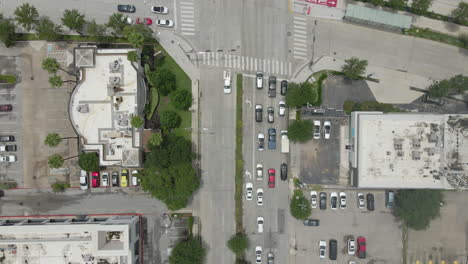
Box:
(109, 76), (120, 85)
(109, 60), (120, 72)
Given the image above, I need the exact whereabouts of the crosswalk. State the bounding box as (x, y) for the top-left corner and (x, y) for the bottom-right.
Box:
(196, 52), (293, 76)
(292, 16), (308, 60)
(179, 0), (196, 36)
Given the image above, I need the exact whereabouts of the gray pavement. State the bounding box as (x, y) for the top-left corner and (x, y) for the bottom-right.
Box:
(322, 75), (375, 110)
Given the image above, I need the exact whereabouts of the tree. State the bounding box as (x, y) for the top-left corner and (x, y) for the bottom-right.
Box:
(145, 134), (194, 169)
(49, 75), (63, 88)
(127, 50), (139, 63)
(227, 233), (249, 256)
(342, 57), (368, 80)
(388, 0), (407, 10)
(44, 133), (62, 147)
(131, 116), (144, 128)
(48, 154), (64, 168)
(449, 74), (468, 94)
(169, 238), (205, 264)
(14, 3), (39, 31)
(0, 19), (17, 48)
(171, 89), (192, 110)
(148, 133), (163, 148)
(285, 82), (318, 108)
(42, 57), (60, 74)
(453, 3), (468, 26)
(36, 18), (62, 41)
(51, 183), (69, 192)
(148, 69), (176, 95)
(459, 33), (468, 48)
(86, 20), (109, 42)
(428, 79), (451, 98)
(160, 110), (181, 129)
(290, 190), (312, 220)
(78, 152), (100, 172)
(123, 24), (153, 48)
(411, 0), (433, 15)
(140, 163), (199, 210)
(370, 0), (385, 6)
(394, 189), (443, 230)
(106, 13), (127, 36)
(61, 9), (86, 33)
(288, 120), (314, 142)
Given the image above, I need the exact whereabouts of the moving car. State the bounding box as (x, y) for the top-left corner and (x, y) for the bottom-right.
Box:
(313, 120), (321, 139)
(357, 236), (366, 259)
(132, 170), (139, 186)
(330, 192), (338, 210)
(121, 169), (129, 187)
(268, 76), (276, 97)
(257, 216), (264, 233)
(255, 104), (263, 122)
(268, 128), (276, 150)
(117, 4), (136, 13)
(256, 72), (263, 89)
(348, 238), (356, 255)
(267, 107), (274, 123)
(303, 219), (320, 226)
(257, 188), (263, 206)
(324, 121), (331, 139)
(386, 190), (395, 209)
(79, 170), (88, 190)
(319, 192), (327, 210)
(280, 80), (287, 95)
(310, 191), (317, 208)
(156, 19), (174, 27)
(256, 163), (263, 180)
(151, 6), (168, 14)
(278, 101), (286, 116)
(136, 17), (152, 25)
(91, 172), (100, 188)
(0, 104), (12, 112)
(268, 169), (275, 188)
(329, 239), (337, 260)
(280, 163), (287, 181)
(255, 246), (262, 264)
(319, 240), (327, 259)
(0, 145), (16, 152)
(339, 191), (347, 209)
(0, 135), (14, 142)
(357, 193), (365, 209)
(111, 171), (119, 187)
(267, 252), (274, 264)
(102, 172), (109, 187)
(246, 182), (253, 201)
(366, 193), (375, 211)
(258, 133), (265, 151)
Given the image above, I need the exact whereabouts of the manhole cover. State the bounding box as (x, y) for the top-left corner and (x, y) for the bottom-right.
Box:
(287, 32), (292, 37)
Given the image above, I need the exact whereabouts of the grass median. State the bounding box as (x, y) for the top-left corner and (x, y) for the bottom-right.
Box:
(235, 74), (244, 233)
(405, 27), (468, 49)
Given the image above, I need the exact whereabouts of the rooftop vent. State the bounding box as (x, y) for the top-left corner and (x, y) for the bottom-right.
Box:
(412, 138), (421, 148)
(109, 60), (120, 72)
(397, 151), (404, 157)
(109, 76), (120, 85)
(77, 104), (89, 113)
(412, 151), (421, 160)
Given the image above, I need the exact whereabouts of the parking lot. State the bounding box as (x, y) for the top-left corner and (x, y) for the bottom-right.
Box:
(292, 189), (403, 264)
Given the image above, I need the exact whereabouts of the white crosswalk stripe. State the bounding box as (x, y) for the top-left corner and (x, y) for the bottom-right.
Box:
(292, 16), (309, 60)
(179, 0), (196, 36)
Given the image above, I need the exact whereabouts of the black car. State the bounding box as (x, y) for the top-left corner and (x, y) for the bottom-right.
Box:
(0, 145), (16, 152)
(268, 76), (276, 97)
(117, 4), (136, 13)
(331, 194), (337, 209)
(280, 80), (288, 95)
(329, 239), (337, 260)
(0, 135), (14, 142)
(255, 105), (263, 122)
(319, 192), (327, 210)
(303, 219), (320, 226)
(280, 163), (287, 181)
(111, 171), (119, 186)
(366, 193), (375, 211)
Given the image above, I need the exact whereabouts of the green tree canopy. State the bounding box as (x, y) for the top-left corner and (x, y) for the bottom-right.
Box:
(42, 57), (60, 74)
(342, 57), (368, 80)
(36, 18), (62, 41)
(411, 0), (433, 15)
(148, 68), (176, 96)
(227, 233), (249, 256)
(106, 13), (127, 36)
(0, 19), (17, 48)
(44, 133), (62, 147)
(428, 79), (452, 98)
(131, 116), (144, 128)
(169, 238), (205, 264)
(394, 189), (443, 230)
(49, 75), (63, 88)
(370, 0), (385, 6)
(51, 183), (68, 192)
(61, 9), (86, 33)
(160, 110), (181, 130)
(14, 3), (39, 31)
(78, 152), (100, 172)
(86, 20), (109, 42)
(127, 50), (139, 62)
(288, 120), (313, 142)
(123, 24), (152, 48)
(285, 82), (318, 108)
(453, 3), (468, 26)
(290, 190), (312, 220)
(388, 0), (407, 10)
(148, 133), (163, 148)
(170, 89), (193, 110)
(48, 154), (64, 168)
(145, 134), (193, 169)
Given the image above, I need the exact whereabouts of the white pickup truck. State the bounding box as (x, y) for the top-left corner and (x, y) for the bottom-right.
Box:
(0, 155), (16, 163)
(281, 130), (289, 153)
(223, 70), (231, 94)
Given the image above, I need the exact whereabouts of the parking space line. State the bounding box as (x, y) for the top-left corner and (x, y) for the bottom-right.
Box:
(182, 32), (195, 36)
(280, 63), (284, 75)
(263, 59), (266, 72)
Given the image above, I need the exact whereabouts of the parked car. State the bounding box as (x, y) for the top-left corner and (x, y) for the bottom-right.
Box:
(357, 193), (365, 209)
(0, 155), (16, 162)
(256, 163), (263, 180)
(324, 121), (331, 139)
(255, 246), (262, 264)
(255, 104), (263, 122)
(330, 192), (338, 209)
(267, 107), (274, 123)
(348, 238), (356, 255)
(0, 136), (14, 142)
(156, 19), (174, 27)
(310, 191), (317, 208)
(136, 17), (152, 25)
(268, 169), (275, 188)
(0, 104), (12, 112)
(280, 80), (287, 95)
(257, 216), (264, 233)
(132, 170), (139, 186)
(91, 172), (100, 188)
(268, 128), (276, 150)
(278, 101), (286, 116)
(79, 170), (88, 190)
(268, 76), (276, 97)
(111, 171), (119, 187)
(121, 169), (129, 187)
(329, 239), (337, 260)
(313, 120), (321, 139)
(102, 172), (109, 187)
(117, 4), (136, 13)
(0, 145), (16, 152)
(319, 240), (327, 259)
(319, 192), (327, 210)
(357, 236), (366, 259)
(246, 182), (253, 200)
(340, 191), (347, 209)
(280, 163), (288, 181)
(385, 190), (395, 209)
(267, 252), (274, 264)
(258, 133), (265, 151)
(303, 219), (320, 226)
(257, 188), (263, 206)
(151, 6), (168, 14)
(366, 193), (375, 211)
(256, 72), (263, 89)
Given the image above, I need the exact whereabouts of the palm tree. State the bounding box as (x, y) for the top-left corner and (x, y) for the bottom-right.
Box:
(42, 57), (75, 75)
(14, 3), (39, 31)
(48, 154), (64, 168)
(35, 18), (63, 42)
(342, 57), (368, 80)
(49, 75), (76, 88)
(106, 13), (127, 36)
(44, 132), (78, 147)
(127, 51), (138, 63)
(61, 9), (86, 34)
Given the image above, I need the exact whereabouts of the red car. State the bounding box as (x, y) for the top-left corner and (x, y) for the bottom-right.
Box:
(91, 172), (100, 188)
(357, 236), (366, 259)
(268, 169), (275, 188)
(136, 17), (152, 25)
(0, 104), (12, 112)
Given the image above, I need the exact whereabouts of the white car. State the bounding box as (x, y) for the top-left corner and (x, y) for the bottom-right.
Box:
(310, 191), (317, 208)
(102, 172), (109, 187)
(132, 170), (139, 186)
(156, 19), (174, 27)
(257, 188), (264, 206)
(257, 216), (264, 233)
(255, 246), (262, 263)
(246, 182), (253, 200)
(330, 192), (338, 209)
(256, 163), (263, 180)
(313, 120), (321, 139)
(319, 240), (327, 259)
(258, 133), (265, 151)
(256, 72), (263, 89)
(357, 193), (365, 209)
(0, 155), (16, 163)
(324, 121), (331, 139)
(79, 170), (88, 190)
(151, 6), (168, 14)
(339, 192), (347, 209)
(125, 16), (133, 25)
(278, 101), (286, 116)
(347, 238), (356, 255)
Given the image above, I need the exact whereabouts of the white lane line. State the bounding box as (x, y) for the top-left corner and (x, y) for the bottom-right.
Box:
(276, 61), (280, 74)
(294, 16), (307, 21)
(294, 34), (307, 39)
(280, 62), (284, 75)
(294, 20), (307, 26)
(202, 53), (207, 64)
(294, 42), (307, 48)
(263, 59), (266, 72)
(267, 60), (271, 73)
(293, 24), (306, 30)
(181, 23), (195, 27)
(288, 62), (292, 76)
(181, 19), (194, 23)
(241, 56), (245, 70)
(181, 10), (194, 14)
(237, 56), (241, 69)
(181, 2), (194, 6)
(181, 32), (195, 36)
(294, 29), (307, 35)
(254, 58), (258, 70)
(215, 53), (219, 67)
(227, 54), (232, 68)
(294, 46), (308, 51)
